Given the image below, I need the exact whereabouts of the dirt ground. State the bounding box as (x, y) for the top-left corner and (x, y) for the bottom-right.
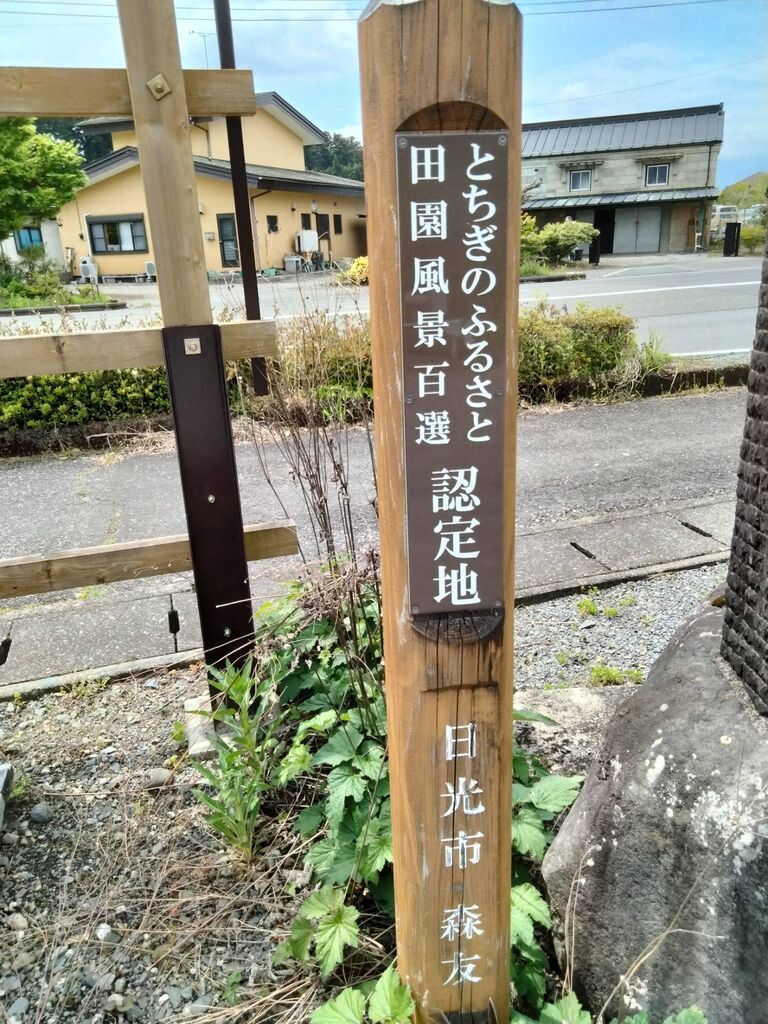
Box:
(0, 666), (322, 1024)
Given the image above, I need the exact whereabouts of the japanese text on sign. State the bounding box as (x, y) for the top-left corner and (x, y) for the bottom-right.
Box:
(396, 132), (508, 615)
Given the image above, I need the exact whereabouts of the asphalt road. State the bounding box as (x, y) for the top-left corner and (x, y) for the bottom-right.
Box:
(0, 388), (745, 561)
(1, 254), (760, 359)
(522, 254), (761, 357)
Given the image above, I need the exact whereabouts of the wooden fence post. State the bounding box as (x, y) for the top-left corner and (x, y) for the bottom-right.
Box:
(116, 0), (256, 673)
(358, 1), (521, 1020)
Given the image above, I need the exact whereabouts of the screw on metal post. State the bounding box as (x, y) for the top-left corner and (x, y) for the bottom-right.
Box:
(146, 73), (171, 99)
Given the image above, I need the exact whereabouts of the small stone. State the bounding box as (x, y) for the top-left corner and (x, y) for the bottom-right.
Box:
(143, 679), (159, 689)
(143, 768), (172, 791)
(7, 913), (28, 932)
(2, 975), (21, 994)
(0, 855), (10, 869)
(114, 978), (127, 994)
(105, 993), (131, 1013)
(167, 987), (184, 1009)
(2, 832), (19, 847)
(95, 923), (121, 946)
(29, 801), (53, 824)
(8, 996), (29, 1017)
(12, 951), (36, 970)
(0, 764), (13, 797)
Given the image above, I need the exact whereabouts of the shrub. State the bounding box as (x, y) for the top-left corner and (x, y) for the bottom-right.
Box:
(563, 304), (636, 376)
(536, 220), (598, 265)
(517, 302), (575, 392)
(520, 213), (542, 260)
(0, 367), (171, 429)
(740, 223), (766, 254)
(518, 301), (637, 395)
(336, 255), (369, 285)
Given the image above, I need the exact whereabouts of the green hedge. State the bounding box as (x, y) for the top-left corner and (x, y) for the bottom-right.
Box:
(0, 368), (171, 429)
(0, 304), (639, 432)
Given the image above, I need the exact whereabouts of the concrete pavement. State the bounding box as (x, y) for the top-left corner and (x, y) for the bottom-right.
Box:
(0, 388), (746, 689)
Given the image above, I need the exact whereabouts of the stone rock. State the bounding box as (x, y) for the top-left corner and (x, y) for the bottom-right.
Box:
(542, 600), (768, 1023)
(7, 913), (28, 932)
(2, 832), (19, 847)
(0, 763), (13, 797)
(29, 801), (53, 824)
(105, 992), (131, 1013)
(143, 768), (172, 791)
(8, 996), (29, 1017)
(515, 685), (639, 776)
(95, 923), (122, 946)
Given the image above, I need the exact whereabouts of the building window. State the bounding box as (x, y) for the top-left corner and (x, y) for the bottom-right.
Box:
(645, 163), (669, 187)
(266, 214), (279, 234)
(333, 214), (343, 235)
(14, 226), (43, 251)
(88, 216), (147, 254)
(301, 213), (312, 230)
(217, 214), (239, 267)
(569, 169), (591, 192)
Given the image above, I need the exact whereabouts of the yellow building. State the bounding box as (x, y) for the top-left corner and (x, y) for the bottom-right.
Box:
(57, 92), (366, 279)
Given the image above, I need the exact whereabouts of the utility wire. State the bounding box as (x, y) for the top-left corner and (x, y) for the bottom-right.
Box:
(526, 54), (766, 107)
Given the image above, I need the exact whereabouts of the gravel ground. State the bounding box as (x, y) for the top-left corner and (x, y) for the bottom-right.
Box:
(514, 562), (728, 690)
(0, 562), (729, 1022)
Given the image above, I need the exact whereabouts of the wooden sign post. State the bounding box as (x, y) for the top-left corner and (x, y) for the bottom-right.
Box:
(359, 1), (521, 1020)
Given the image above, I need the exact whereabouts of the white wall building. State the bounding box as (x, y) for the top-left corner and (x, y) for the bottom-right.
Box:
(522, 104), (723, 255)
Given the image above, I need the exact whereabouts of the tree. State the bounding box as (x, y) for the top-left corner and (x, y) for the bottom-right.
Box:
(35, 117), (112, 165)
(718, 172), (768, 210)
(305, 133), (364, 181)
(0, 118), (87, 242)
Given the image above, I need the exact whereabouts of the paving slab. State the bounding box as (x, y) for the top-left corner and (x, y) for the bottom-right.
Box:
(673, 500), (737, 546)
(515, 532), (609, 590)
(566, 513), (726, 572)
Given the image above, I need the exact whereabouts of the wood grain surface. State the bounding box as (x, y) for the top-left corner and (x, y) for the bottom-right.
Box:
(359, 1), (521, 1019)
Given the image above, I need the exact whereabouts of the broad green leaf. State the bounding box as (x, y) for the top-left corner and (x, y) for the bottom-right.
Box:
(540, 992), (592, 1024)
(351, 743), (385, 780)
(512, 781), (533, 805)
(296, 709), (338, 742)
(326, 764), (368, 826)
(368, 965), (415, 1024)
(511, 882), (551, 927)
(288, 916), (314, 961)
(305, 835), (359, 885)
(310, 988), (366, 1024)
(509, 906), (535, 947)
(511, 955), (547, 1011)
(276, 742), (313, 785)
(662, 1011), (708, 1024)
(512, 806), (549, 860)
(313, 726), (364, 767)
(294, 804), (326, 837)
(510, 1013), (538, 1024)
(357, 815), (393, 879)
(315, 905), (360, 976)
(513, 751), (531, 785)
(298, 885), (345, 920)
(528, 774), (583, 813)
(514, 708), (557, 725)
(614, 1013), (649, 1024)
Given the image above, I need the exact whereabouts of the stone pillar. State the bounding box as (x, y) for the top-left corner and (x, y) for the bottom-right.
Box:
(722, 240), (768, 712)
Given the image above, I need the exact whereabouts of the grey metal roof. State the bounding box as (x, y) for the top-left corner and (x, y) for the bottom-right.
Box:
(523, 187), (718, 210)
(83, 146), (364, 197)
(522, 105), (723, 159)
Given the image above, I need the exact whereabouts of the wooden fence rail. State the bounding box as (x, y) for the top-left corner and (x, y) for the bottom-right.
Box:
(0, 321), (277, 379)
(0, 522), (298, 600)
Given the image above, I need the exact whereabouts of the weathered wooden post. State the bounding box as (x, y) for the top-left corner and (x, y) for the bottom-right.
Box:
(117, 0), (255, 672)
(358, 1), (521, 1020)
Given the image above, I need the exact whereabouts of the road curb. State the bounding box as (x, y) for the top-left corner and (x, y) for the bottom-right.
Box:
(0, 648), (202, 702)
(0, 301), (127, 317)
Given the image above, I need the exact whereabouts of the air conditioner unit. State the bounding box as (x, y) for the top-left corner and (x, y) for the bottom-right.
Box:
(296, 230), (319, 253)
(145, 260), (157, 281)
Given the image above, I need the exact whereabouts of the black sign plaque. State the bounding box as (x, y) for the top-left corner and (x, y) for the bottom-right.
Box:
(396, 131), (509, 617)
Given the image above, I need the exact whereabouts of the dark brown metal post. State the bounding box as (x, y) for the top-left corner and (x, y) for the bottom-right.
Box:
(213, 0), (269, 396)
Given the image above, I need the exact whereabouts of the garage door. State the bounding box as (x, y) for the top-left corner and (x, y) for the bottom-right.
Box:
(613, 207), (661, 254)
